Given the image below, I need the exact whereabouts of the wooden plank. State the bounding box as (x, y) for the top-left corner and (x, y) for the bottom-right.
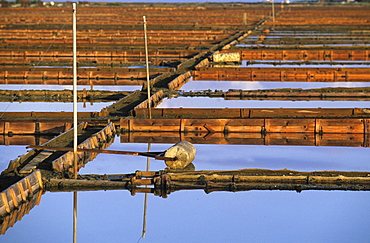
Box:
(318, 119), (364, 134)
(119, 117), (368, 134)
(236, 49), (370, 61)
(249, 108), (354, 118)
(162, 108), (242, 118)
(265, 119), (315, 133)
(135, 108), (361, 119)
(0, 193), (10, 215)
(193, 68), (370, 82)
(19, 151), (54, 174)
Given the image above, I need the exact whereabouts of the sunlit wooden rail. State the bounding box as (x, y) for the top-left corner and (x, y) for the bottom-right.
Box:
(193, 67), (370, 82)
(0, 49), (200, 64)
(1, 108), (370, 135)
(0, 67), (171, 84)
(220, 49), (370, 61)
(120, 117), (370, 134)
(173, 87), (370, 101)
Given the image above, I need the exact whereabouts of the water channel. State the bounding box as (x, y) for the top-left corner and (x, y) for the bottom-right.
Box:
(1, 139), (370, 242)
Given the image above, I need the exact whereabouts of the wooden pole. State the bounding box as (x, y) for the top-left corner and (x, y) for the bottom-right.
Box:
(143, 16), (152, 119)
(72, 2), (78, 179)
(27, 145), (177, 161)
(243, 13), (247, 26)
(272, 0), (275, 27)
(72, 4), (78, 243)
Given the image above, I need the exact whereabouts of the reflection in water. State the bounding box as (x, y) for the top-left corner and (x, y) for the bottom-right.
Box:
(158, 96), (370, 109)
(179, 77), (370, 92)
(0, 189), (43, 235)
(73, 191), (77, 243)
(141, 143), (151, 239)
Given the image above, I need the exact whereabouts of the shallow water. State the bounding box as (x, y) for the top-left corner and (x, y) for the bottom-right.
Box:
(2, 187), (370, 243)
(1, 139), (370, 242)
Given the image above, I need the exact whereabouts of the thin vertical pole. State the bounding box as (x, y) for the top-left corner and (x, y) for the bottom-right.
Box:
(272, 0), (275, 27)
(73, 2), (78, 179)
(143, 16), (152, 119)
(72, 3), (78, 243)
(243, 13), (247, 26)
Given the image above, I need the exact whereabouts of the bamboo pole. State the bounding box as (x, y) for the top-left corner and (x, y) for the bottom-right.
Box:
(72, 4), (78, 243)
(27, 145), (177, 161)
(143, 16), (152, 119)
(272, 0), (275, 27)
(72, 3), (78, 180)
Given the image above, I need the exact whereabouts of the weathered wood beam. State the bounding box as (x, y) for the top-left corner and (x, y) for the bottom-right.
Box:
(220, 49), (370, 61)
(0, 89), (130, 102)
(174, 87), (370, 101)
(133, 108), (370, 118)
(193, 67), (370, 82)
(43, 169), (370, 195)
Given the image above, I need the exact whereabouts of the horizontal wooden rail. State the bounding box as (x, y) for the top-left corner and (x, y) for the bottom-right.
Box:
(220, 49), (370, 61)
(120, 117), (370, 134)
(0, 67), (171, 85)
(175, 87), (370, 101)
(0, 89), (130, 102)
(0, 49), (199, 64)
(133, 108), (370, 118)
(0, 112), (99, 119)
(193, 67), (370, 82)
